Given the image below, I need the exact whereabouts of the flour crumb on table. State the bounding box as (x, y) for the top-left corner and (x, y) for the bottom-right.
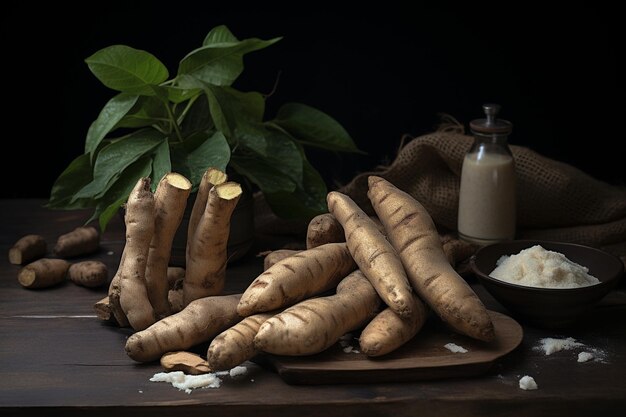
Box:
(534, 337), (608, 363)
(150, 365), (249, 393)
(229, 366), (248, 377)
(444, 343), (468, 353)
(519, 375), (538, 390)
(536, 337), (584, 355)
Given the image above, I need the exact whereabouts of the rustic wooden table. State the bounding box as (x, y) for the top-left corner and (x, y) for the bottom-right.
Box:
(1, 199), (625, 417)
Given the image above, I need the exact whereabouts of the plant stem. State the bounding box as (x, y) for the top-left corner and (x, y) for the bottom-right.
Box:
(164, 103), (184, 142)
(177, 95), (199, 125)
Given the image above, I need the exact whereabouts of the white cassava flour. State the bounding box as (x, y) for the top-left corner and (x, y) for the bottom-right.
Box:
(489, 245), (600, 288)
(150, 366), (249, 394)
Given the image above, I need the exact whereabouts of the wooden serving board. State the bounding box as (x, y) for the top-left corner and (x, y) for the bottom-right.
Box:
(254, 310), (522, 385)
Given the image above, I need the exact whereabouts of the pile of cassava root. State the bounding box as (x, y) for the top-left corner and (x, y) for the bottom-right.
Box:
(10, 226), (108, 289)
(98, 167), (494, 374)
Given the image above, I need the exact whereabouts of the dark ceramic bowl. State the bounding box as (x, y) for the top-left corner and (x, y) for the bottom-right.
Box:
(470, 240), (624, 328)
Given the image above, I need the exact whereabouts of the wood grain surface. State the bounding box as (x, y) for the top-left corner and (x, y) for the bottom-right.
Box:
(1, 200), (625, 417)
(258, 311), (523, 384)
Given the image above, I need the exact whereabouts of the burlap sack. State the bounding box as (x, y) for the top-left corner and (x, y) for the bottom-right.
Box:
(255, 122), (626, 267)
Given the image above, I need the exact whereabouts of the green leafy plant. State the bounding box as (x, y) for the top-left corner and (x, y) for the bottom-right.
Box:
(48, 25), (361, 231)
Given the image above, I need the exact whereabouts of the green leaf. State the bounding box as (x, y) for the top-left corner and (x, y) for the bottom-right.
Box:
(230, 130), (302, 193)
(46, 153), (94, 209)
(177, 37), (281, 86)
(151, 139), (171, 190)
(273, 103), (362, 153)
(85, 156), (153, 232)
(166, 85), (202, 104)
(263, 159), (328, 219)
(203, 84), (233, 137)
(203, 25), (239, 45)
(171, 131), (230, 186)
(180, 97), (214, 136)
(85, 45), (169, 95)
(190, 80), (266, 150)
(115, 95), (167, 129)
(230, 155), (296, 194)
(73, 129), (164, 200)
(85, 93), (138, 156)
(229, 88), (265, 122)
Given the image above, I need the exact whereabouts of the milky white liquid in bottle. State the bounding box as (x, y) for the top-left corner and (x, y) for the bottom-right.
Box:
(457, 104), (516, 245)
(457, 150), (516, 245)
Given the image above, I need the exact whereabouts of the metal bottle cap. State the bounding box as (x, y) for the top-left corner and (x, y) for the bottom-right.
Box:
(470, 103), (513, 134)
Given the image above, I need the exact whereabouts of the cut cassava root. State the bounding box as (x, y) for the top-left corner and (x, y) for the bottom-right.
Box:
(9, 234), (46, 265)
(186, 167), (227, 256)
(367, 176), (494, 342)
(18, 258), (70, 289)
(145, 172), (192, 319)
(184, 181), (242, 306)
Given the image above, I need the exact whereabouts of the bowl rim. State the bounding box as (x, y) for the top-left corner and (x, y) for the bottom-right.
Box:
(470, 239), (624, 293)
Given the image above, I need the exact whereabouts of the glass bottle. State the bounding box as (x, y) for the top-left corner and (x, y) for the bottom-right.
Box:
(457, 103), (516, 245)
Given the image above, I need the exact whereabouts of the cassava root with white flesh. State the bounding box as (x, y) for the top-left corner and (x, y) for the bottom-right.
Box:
(144, 172), (192, 319)
(183, 181), (242, 306)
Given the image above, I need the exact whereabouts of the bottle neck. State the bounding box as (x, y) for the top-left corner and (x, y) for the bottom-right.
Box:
(472, 131), (510, 145)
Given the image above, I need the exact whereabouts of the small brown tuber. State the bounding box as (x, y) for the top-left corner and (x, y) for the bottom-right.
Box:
(18, 258), (70, 289)
(8, 234), (47, 265)
(262, 249), (301, 270)
(54, 226), (100, 258)
(306, 213), (345, 249)
(68, 260), (108, 288)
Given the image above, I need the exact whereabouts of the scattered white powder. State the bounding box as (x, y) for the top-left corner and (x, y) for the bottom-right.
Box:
(519, 375), (538, 390)
(150, 371), (221, 394)
(150, 366), (249, 394)
(229, 366), (248, 377)
(340, 333), (360, 354)
(534, 337), (608, 363)
(577, 352), (594, 363)
(537, 337), (584, 355)
(489, 245), (600, 288)
(444, 343), (468, 353)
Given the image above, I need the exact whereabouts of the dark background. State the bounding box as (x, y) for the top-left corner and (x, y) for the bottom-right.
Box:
(1, 1), (623, 199)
